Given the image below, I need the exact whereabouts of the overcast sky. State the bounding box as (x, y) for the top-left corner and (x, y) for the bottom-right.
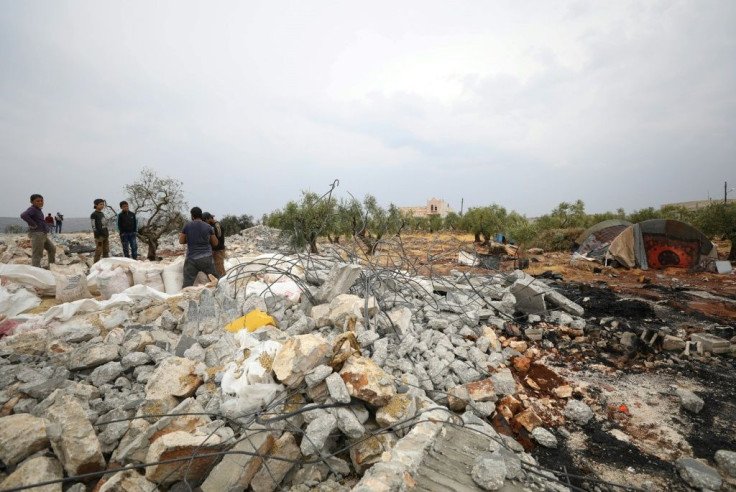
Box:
(1, 0), (734, 220)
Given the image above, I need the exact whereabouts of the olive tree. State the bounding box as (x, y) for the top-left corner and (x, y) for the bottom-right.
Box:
(124, 168), (188, 260)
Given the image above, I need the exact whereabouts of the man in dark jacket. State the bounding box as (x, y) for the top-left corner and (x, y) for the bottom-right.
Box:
(179, 207), (218, 288)
(117, 201), (138, 260)
(203, 212), (226, 277)
(90, 198), (109, 263)
(20, 194), (56, 268)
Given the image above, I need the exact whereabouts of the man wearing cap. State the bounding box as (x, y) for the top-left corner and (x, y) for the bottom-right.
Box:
(179, 206), (218, 287)
(203, 212), (226, 277)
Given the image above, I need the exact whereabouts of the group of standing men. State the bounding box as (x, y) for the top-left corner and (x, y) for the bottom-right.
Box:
(43, 212), (64, 233)
(21, 194), (227, 289)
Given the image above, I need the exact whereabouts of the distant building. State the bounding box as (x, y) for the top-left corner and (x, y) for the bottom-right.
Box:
(400, 198), (454, 219)
(661, 198), (736, 211)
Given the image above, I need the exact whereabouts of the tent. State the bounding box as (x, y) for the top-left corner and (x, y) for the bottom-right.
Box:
(573, 219), (632, 259)
(605, 219), (718, 270)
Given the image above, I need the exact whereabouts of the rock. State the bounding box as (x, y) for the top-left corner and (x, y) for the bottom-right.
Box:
(676, 388), (705, 414)
(325, 372), (351, 404)
(272, 334), (331, 388)
(471, 452), (507, 490)
(662, 335), (686, 351)
(67, 344), (120, 370)
(349, 429), (399, 474)
(144, 431), (224, 484)
(250, 432), (302, 492)
(98, 470), (159, 492)
(200, 425), (275, 492)
(301, 413), (338, 456)
(376, 394), (417, 429)
(531, 427), (558, 448)
(512, 408), (543, 432)
(675, 458), (722, 490)
(145, 356), (202, 399)
(447, 378), (497, 412)
(0, 413), (49, 465)
(715, 449), (736, 478)
(89, 361), (124, 387)
(45, 396), (106, 476)
(340, 355), (396, 406)
(563, 399), (594, 425)
(312, 264), (363, 303)
(490, 368), (516, 396)
(0, 456), (63, 492)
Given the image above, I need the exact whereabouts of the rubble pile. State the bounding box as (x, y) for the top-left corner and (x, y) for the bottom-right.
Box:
(0, 231), (734, 491)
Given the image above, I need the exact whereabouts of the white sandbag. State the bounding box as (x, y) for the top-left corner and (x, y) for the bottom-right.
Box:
(97, 266), (132, 300)
(162, 257), (185, 294)
(0, 285), (42, 317)
(87, 257), (137, 292)
(130, 262), (165, 292)
(43, 284), (173, 322)
(55, 272), (92, 303)
(0, 264), (55, 296)
(245, 279), (302, 302)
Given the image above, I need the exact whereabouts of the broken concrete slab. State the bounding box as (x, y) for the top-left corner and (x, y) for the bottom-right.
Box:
(0, 413), (49, 465)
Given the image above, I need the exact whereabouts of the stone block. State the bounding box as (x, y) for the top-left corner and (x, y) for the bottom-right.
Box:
(250, 432), (302, 492)
(690, 333), (730, 354)
(0, 413), (49, 465)
(144, 431), (224, 484)
(340, 355), (396, 406)
(200, 426), (275, 492)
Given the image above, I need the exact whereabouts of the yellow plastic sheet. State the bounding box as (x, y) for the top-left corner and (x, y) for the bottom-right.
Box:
(224, 310), (278, 333)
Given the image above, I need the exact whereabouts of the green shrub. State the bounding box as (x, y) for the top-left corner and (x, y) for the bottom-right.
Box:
(530, 228), (583, 252)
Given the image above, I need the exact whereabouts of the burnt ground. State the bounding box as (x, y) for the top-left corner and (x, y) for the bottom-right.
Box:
(527, 277), (736, 491)
(386, 234), (736, 490)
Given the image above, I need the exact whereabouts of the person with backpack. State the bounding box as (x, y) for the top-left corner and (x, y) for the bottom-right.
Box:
(90, 199), (110, 263)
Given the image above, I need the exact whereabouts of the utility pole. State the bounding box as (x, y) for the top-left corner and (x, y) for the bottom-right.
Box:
(460, 198), (464, 216)
(726, 181), (728, 205)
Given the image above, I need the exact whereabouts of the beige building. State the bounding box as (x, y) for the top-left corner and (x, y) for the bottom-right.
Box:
(661, 198), (736, 211)
(400, 198), (454, 219)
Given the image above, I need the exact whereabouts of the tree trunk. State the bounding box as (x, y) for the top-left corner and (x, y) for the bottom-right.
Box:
(474, 232), (481, 243)
(147, 238), (158, 261)
(728, 239), (736, 262)
(309, 238), (319, 255)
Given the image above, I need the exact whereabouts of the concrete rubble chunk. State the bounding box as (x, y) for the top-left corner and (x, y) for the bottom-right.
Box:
(564, 399), (594, 425)
(250, 432), (303, 492)
(301, 412), (338, 456)
(490, 368), (517, 396)
(98, 470), (159, 492)
(532, 427), (558, 448)
(472, 452), (507, 491)
(0, 413), (50, 465)
(313, 263), (363, 303)
(690, 333), (730, 354)
(662, 335), (686, 351)
(387, 306), (415, 337)
(145, 356), (202, 399)
(45, 396), (106, 476)
(0, 455), (63, 492)
(0, 329), (49, 356)
(67, 344), (120, 370)
(715, 449), (736, 478)
(340, 354), (397, 406)
(676, 388), (705, 414)
(325, 372), (352, 404)
(376, 393), (417, 430)
(200, 426), (275, 492)
(272, 334), (331, 387)
(144, 431), (224, 484)
(448, 377), (498, 412)
(675, 457), (723, 490)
